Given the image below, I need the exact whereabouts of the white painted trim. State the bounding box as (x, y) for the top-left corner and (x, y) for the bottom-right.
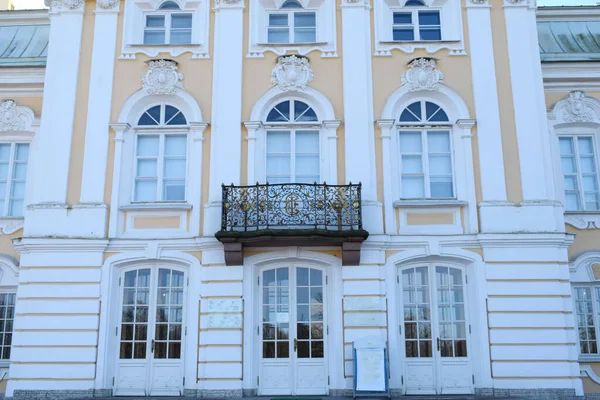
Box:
(581, 364), (600, 385)
(120, 0), (210, 59)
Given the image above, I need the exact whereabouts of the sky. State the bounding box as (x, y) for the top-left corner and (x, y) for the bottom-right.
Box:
(7, 0), (600, 11)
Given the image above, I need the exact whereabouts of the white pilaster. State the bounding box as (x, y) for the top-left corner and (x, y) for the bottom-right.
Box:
(204, 0), (245, 237)
(503, 0), (550, 201)
(73, 0), (120, 237)
(377, 119), (396, 235)
(108, 124), (130, 238)
(341, 0), (383, 235)
(244, 121), (261, 185)
(190, 122), (208, 236)
(466, 1), (507, 202)
(29, 1), (85, 206)
(322, 120), (341, 184)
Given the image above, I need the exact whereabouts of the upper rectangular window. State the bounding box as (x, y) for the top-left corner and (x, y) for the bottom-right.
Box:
(399, 130), (453, 199)
(144, 12), (192, 45)
(267, 11), (317, 44)
(393, 10), (441, 42)
(559, 136), (600, 211)
(0, 143), (29, 218)
(135, 134), (187, 202)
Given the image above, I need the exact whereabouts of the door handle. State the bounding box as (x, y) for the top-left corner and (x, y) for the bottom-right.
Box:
(151, 339), (155, 353)
(294, 338), (298, 352)
(436, 338), (440, 352)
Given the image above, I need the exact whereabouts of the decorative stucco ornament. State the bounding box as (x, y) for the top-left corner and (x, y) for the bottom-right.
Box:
(97, 0), (119, 9)
(469, 0), (488, 4)
(563, 91), (595, 123)
(401, 58), (444, 92)
(0, 100), (29, 132)
(270, 55), (314, 92)
(142, 59), (184, 95)
(215, 0), (242, 4)
(44, 0), (84, 10)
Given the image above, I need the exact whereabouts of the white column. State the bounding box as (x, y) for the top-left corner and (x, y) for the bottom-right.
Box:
(79, 0), (120, 206)
(503, 0), (550, 201)
(466, 0), (507, 202)
(204, 0), (245, 236)
(108, 124), (130, 238)
(190, 122), (208, 236)
(377, 119), (396, 235)
(322, 120), (340, 185)
(341, 0), (383, 235)
(29, 1), (85, 206)
(244, 121), (261, 185)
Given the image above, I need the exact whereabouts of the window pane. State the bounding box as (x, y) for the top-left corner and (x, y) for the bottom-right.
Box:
(267, 155), (291, 176)
(559, 137), (574, 155)
(564, 176), (578, 190)
(584, 175), (598, 192)
(146, 15), (165, 27)
(137, 136), (159, 156)
(8, 200), (22, 217)
(586, 193), (600, 211)
(419, 11), (440, 26)
(579, 137), (594, 154)
(163, 180), (185, 201)
(296, 154), (319, 176)
(267, 103), (290, 122)
(135, 180), (157, 202)
(420, 28), (441, 41)
(164, 159), (186, 178)
(171, 30), (192, 44)
(580, 156), (596, 173)
(561, 156), (576, 174)
(165, 135), (187, 156)
(12, 163), (27, 180)
(171, 14), (192, 28)
(10, 181), (24, 198)
(393, 12), (411, 24)
(268, 28), (289, 44)
(269, 14), (288, 26)
(137, 160), (157, 177)
(400, 132), (422, 152)
(296, 131), (319, 153)
(402, 155), (422, 173)
(295, 12), (315, 27)
(295, 28), (316, 43)
(393, 29), (414, 41)
(0, 145), (10, 161)
(430, 177), (453, 198)
(159, 1), (180, 9)
(566, 193), (580, 211)
(427, 131), (450, 152)
(402, 176), (424, 198)
(15, 144), (28, 161)
(267, 132), (291, 153)
(144, 30), (166, 45)
(426, 102), (448, 122)
(429, 155), (451, 175)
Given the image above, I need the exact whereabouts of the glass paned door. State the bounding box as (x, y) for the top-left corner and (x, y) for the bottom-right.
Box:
(400, 265), (472, 395)
(259, 266), (328, 396)
(115, 267), (186, 397)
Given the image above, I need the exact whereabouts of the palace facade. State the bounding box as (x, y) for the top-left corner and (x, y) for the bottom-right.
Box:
(0, 0), (597, 398)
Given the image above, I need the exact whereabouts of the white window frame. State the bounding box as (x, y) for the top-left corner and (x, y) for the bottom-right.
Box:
(265, 129), (321, 184)
(392, 8), (442, 42)
(0, 142), (30, 218)
(374, 0), (464, 56)
(248, 0), (337, 58)
(143, 10), (193, 45)
(398, 128), (455, 200)
(120, 0), (210, 59)
(557, 133), (600, 212)
(573, 285), (600, 357)
(266, 9), (318, 45)
(132, 130), (189, 203)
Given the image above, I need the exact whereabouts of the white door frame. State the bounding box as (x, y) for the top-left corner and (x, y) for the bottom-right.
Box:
(241, 249), (343, 396)
(396, 262), (474, 395)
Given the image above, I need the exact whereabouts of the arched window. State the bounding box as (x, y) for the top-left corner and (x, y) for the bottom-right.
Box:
(143, 0), (192, 45)
(267, 1), (316, 44)
(264, 100), (320, 184)
(393, 0), (441, 42)
(134, 104), (188, 202)
(398, 101), (453, 199)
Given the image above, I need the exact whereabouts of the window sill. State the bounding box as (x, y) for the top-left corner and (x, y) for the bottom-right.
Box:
(120, 44), (209, 60)
(580, 355), (600, 363)
(120, 203), (193, 211)
(380, 40), (460, 45)
(394, 199), (467, 208)
(129, 43), (203, 48)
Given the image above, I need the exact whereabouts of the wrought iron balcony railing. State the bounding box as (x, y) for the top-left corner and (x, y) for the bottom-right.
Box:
(219, 182), (363, 232)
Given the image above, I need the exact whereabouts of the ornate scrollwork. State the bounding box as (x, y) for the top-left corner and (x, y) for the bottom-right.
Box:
(563, 91), (596, 123)
(401, 58), (444, 92)
(270, 55), (314, 92)
(220, 183), (362, 231)
(0, 100), (34, 132)
(142, 59), (184, 95)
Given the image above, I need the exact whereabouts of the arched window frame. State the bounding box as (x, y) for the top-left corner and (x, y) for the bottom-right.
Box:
(0, 255), (19, 368)
(246, 87), (340, 185)
(110, 90), (207, 239)
(120, 0), (210, 59)
(248, 0), (337, 58)
(378, 87), (477, 235)
(548, 92), (600, 230)
(374, 0), (464, 56)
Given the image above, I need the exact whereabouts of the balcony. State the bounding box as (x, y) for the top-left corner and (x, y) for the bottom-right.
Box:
(215, 182), (369, 266)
